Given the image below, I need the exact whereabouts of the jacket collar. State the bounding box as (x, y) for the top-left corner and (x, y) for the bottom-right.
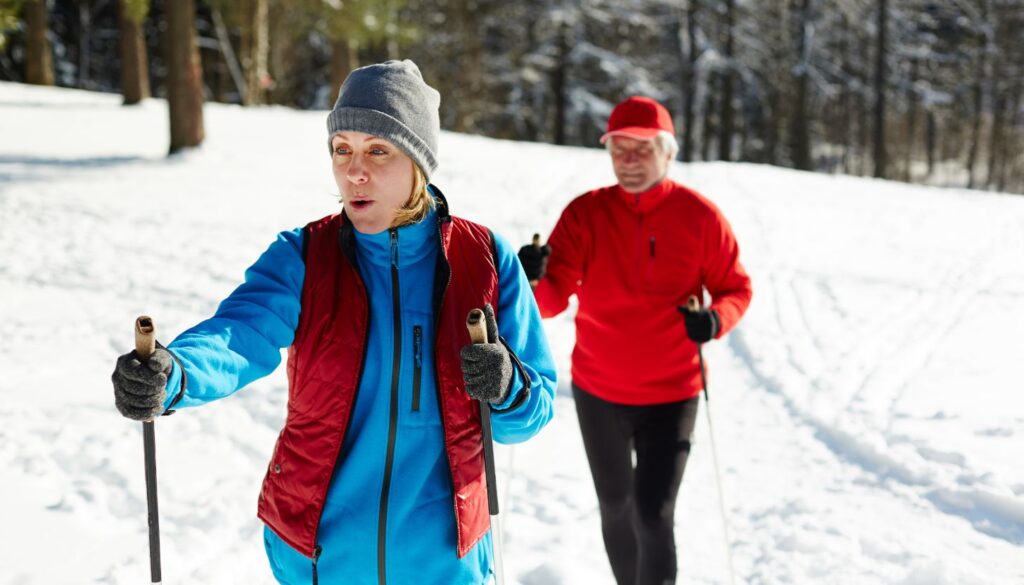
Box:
(339, 185), (449, 267)
(615, 177), (673, 213)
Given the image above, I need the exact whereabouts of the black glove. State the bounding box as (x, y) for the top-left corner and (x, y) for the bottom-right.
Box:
(112, 347), (173, 420)
(460, 304), (513, 404)
(517, 234), (551, 283)
(677, 305), (720, 343)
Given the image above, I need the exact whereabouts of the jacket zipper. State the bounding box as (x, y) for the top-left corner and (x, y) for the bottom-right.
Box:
(649, 235), (656, 257)
(377, 228), (403, 585)
(412, 325), (423, 412)
(636, 210), (645, 290)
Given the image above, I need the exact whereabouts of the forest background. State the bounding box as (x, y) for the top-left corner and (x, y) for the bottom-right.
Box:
(1, 0), (1022, 194)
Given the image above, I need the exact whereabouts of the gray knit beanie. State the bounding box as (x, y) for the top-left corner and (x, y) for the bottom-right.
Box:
(327, 59), (441, 179)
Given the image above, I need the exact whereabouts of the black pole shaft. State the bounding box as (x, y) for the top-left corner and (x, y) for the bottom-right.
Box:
(479, 403), (499, 514)
(143, 420), (162, 583)
(696, 343), (709, 401)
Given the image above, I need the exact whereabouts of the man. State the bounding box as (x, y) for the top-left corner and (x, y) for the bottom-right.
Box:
(520, 96), (752, 585)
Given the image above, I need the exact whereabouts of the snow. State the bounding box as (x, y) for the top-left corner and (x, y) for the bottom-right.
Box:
(2, 81), (1023, 584)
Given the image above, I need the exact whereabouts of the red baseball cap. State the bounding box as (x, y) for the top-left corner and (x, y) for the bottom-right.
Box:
(599, 96), (675, 144)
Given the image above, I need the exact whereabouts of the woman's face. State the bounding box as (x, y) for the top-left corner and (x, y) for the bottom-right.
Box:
(331, 131), (415, 234)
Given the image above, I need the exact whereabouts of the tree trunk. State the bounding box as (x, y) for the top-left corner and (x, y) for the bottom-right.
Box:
(24, 0), (54, 86)
(330, 38), (359, 106)
(386, 1), (399, 60)
(790, 0), (812, 171)
(552, 22), (569, 146)
(858, 89), (870, 176)
(680, 0), (698, 161)
(995, 76), (1021, 192)
(966, 0), (993, 190)
(839, 14), (853, 174)
(702, 77), (716, 161)
(903, 58), (918, 182)
(243, 0), (269, 106)
(765, 88), (780, 165)
(872, 0), (887, 179)
(78, 2), (91, 88)
(166, 0), (205, 154)
(266, 1), (292, 105)
(718, 0), (735, 161)
(987, 90), (1004, 190)
(965, 61), (984, 189)
(985, 31), (1003, 191)
(925, 110), (936, 177)
(119, 0), (151, 105)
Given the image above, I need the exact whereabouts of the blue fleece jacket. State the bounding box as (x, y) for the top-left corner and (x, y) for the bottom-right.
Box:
(162, 202), (557, 585)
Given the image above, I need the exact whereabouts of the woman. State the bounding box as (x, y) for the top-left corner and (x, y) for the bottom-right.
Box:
(111, 60), (557, 585)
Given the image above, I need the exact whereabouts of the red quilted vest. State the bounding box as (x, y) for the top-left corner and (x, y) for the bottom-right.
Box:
(256, 202), (499, 559)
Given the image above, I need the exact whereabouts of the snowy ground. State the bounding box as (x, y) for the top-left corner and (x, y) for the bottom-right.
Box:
(1, 82), (1023, 584)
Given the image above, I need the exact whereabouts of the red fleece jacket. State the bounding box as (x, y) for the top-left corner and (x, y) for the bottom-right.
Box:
(534, 178), (752, 404)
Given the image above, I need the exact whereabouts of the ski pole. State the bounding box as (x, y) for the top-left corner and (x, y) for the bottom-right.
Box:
(134, 316), (163, 584)
(687, 296), (737, 585)
(466, 309), (506, 585)
(527, 233), (542, 287)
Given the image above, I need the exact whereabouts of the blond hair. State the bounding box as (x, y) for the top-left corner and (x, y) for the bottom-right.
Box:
(390, 163), (434, 228)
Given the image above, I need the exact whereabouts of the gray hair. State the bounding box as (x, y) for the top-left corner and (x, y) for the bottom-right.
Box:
(606, 130), (679, 160)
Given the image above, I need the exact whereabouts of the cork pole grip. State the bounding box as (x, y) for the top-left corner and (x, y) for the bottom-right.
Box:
(466, 308), (488, 344)
(135, 316), (156, 361)
(687, 295), (701, 312)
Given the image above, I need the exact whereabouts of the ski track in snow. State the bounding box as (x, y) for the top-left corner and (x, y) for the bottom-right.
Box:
(702, 166), (1024, 579)
(2, 83), (1023, 584)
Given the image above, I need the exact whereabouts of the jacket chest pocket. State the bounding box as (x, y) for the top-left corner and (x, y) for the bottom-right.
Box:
(404, 319), (440, 427)
(642, 230), (701, 296)
(412, 325), (423, 412)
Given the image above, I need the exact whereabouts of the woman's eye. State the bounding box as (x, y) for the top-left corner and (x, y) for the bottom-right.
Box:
(370, 148), (387, 156)
(334, 147), (350, 156)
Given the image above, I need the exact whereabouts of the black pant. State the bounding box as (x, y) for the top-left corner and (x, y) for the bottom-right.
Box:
(573, 384), (699, 585)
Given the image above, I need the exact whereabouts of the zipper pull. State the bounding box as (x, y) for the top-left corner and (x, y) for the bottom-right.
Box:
(650, 235), (656, 257)
(390, 229), (399, 268)
(312, 545), (322, 585)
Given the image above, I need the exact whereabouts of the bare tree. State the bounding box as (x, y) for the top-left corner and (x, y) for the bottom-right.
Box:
(718, 0), (735, 161)
(902, 57), (918, 181)
(678, 0), (699, 161)
(328, 38), (357, 104)
(242, 0), (269, 105)
(872, 0), (887, 178)
(119, 0), (150, 104)
(552, 20), (569, 145)
(23, 0), (53, 85)
(790, 0), (812, 171)
(966, 0), (993, 189)
(166, 0), (204, 153)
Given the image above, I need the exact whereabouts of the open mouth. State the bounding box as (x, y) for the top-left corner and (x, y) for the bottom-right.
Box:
(349, 199), (374, 210)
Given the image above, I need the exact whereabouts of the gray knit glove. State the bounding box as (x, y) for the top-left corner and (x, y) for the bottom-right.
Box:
(460, 304), (513, 404)
(112, 348), (172, 421)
